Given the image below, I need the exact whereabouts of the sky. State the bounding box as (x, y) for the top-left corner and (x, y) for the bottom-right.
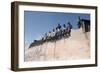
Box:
(24, 11), (90, 44)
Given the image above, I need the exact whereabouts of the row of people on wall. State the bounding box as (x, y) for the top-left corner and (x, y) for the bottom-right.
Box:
(29, 16), (90, 48)
(41, 22), (72, 42)
(29, 22), (73, 48)
(36, 16), (89, 43)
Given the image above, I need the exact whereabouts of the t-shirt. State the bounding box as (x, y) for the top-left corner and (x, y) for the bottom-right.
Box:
(51, 31), (55, 37)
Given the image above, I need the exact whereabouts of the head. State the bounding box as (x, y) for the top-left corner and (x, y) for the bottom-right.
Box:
(56, 27), (58, 30)
(49, 31), (51, 33)
(53, 29), (55, 32)
(58, 23), (60, 26)
(67, 21), (71, 25)
(63, 24), (66, 28)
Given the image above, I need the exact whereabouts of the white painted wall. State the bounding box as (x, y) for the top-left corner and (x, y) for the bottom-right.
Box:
(0, 0), (99, 73)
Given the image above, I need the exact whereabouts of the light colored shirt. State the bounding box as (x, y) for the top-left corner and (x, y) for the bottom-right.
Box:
(51, 31), (55, 37)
